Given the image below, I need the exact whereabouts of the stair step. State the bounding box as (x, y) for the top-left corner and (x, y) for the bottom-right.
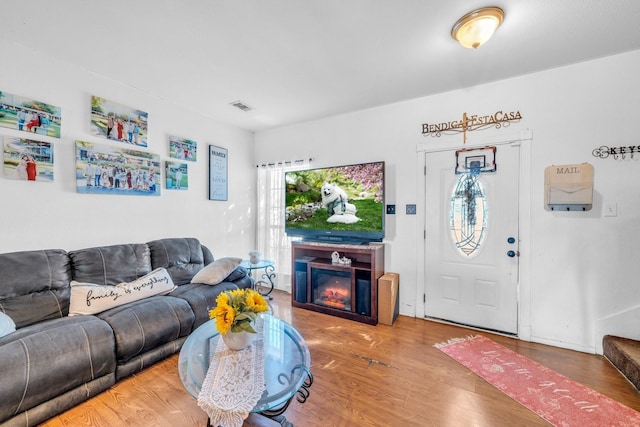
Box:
(603, 335), (640, 391)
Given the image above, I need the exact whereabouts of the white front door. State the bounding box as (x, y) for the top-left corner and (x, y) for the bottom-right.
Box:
(424, 143), (520, 334)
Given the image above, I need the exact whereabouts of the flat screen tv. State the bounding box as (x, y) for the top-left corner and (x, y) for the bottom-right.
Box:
(284, 161), (385, 244)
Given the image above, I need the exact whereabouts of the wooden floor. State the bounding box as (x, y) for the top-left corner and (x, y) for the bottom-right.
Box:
(42, 290), (640, 427)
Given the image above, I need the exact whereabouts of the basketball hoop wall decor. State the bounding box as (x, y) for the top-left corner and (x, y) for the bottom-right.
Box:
(455, 146), (497, 175)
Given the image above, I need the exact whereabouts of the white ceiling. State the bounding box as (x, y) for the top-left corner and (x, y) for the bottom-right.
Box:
(4, 0), (640, 132)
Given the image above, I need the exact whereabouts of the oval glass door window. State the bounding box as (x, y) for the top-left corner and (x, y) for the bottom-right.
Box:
(449, 173), (488, 257)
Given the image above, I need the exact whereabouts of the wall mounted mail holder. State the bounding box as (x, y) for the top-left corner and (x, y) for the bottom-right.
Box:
(544, 163), (594, 211)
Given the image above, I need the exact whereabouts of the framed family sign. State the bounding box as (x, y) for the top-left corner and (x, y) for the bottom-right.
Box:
(209, 145), (228, 201)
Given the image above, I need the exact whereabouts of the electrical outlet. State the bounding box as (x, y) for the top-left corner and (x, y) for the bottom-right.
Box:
(604, 202), (617, 217)
(406, 204), (417, 215)
(386, 204), (396, 214)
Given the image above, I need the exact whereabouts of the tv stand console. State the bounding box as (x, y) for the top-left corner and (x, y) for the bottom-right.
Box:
(291, 241), (384, 325)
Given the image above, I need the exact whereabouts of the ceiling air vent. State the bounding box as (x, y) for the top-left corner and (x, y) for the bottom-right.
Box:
(230, 101), (254, 112)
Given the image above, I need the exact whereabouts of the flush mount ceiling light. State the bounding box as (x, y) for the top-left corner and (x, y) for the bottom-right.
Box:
(451, 6), (504, 49)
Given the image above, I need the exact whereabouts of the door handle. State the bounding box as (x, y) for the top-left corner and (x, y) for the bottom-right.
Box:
(507, 250), (520, 258)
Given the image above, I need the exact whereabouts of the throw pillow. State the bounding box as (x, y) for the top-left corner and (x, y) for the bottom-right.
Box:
(69, 267), (176, 316)
(0, 312), (16, 338)
(190, 257), (242, 285)
(224, 265), (248, 283)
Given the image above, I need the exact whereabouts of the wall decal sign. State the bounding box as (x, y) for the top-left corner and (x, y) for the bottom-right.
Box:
(422, 110), (522, 144)
(592, 145), (640, 160)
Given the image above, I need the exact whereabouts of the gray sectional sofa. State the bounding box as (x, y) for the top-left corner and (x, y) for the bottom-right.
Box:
(0, 237), (252, 427)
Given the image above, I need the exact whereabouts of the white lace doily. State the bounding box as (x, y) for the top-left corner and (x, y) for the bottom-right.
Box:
(197, 323), (265, 427)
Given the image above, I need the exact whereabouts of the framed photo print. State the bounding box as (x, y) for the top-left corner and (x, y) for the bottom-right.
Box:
(169, 136), (197, 162)
(90, 96), (148, 147)
(75, 140), (161, 196)
(0, 90), (62, 138)
(208, 145), (227, 201)
(165, 161), (188, 190)
(3, 137), (54, 182)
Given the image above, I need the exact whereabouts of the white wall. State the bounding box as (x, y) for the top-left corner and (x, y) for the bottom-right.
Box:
(0, 40), (256, 257)
(255, 50), (640, 354)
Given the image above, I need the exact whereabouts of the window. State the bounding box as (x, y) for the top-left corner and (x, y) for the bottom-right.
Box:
(449, 173), (487, 257)
(256, 160), (310, 291)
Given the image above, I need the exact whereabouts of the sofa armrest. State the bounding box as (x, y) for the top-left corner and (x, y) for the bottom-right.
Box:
(231, 273), (253, 290)
(201, 245), (215, 265)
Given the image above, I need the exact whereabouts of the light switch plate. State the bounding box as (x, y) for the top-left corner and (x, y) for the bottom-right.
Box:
(386, 204), (396, 214)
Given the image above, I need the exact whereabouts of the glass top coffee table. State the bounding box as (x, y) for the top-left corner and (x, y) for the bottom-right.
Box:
(179, 315), (312, 426)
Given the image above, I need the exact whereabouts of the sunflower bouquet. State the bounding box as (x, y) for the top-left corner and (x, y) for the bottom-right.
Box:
(209, 288), (269, 335)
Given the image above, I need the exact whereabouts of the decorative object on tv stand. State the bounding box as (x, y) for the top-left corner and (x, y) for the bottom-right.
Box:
(208, 288), (269, 351)
(331, 251), (352, 265)
(248, 250), (261, 264)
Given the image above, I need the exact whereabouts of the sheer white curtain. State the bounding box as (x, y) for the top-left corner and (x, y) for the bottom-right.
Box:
(256, 160), (310, 293)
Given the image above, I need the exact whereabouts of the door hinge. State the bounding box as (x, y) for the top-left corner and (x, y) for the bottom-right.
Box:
(423, 294), (426, 303)
(424, 165), (427, 175)
(424, 230), (426, 239)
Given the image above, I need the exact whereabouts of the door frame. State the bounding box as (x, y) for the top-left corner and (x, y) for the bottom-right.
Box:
(415, 130), (533, 340)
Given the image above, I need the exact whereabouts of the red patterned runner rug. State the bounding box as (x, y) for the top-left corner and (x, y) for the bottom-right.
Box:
(435, 335), (640, 426)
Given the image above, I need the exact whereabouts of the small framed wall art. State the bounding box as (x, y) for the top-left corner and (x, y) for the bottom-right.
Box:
(169, 136), (197, 162)
(209, 145), (228, 201)
(165, 161), (188, 190)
